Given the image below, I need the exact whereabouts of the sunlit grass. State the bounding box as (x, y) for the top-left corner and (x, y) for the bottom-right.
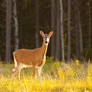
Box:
(0, 59), (92, 92)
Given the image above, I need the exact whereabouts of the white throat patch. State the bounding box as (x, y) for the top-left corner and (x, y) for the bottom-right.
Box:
(47, 38), (49, 43)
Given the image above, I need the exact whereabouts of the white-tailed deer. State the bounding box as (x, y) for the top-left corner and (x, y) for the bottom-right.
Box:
(12, 30), (53, 85)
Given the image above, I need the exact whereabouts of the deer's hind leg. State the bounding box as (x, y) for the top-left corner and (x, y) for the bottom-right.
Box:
(12, 65), (19, 78)
(12, 64), (21, 80)
(12, 57), (21, 79)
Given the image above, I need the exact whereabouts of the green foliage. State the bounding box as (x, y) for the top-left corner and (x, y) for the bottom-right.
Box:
(82, 48), (92, 60)
(46, 56), (54, 63)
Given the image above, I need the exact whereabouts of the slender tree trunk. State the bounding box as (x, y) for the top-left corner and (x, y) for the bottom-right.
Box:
(5, 0), (12, 63)
(88, 0), (91, 48)
(51, 0), (55, 57)
(13, 0), (19, 50)
(77, 1), (83, 54)
(79, 20), (83, 53)
(74, 0), (80, 59)
(60, 0), (65, 61)
(0, 53), (1, 61)
(75, 25), (79, 59)
(67, 0), (71, 61)
(74, 0), (83, 59)
(35, 0), (39, 48)
(77, 1), (83, 56)
(55, 0), (60, 60)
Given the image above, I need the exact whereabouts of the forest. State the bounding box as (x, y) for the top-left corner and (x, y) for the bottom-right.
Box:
(0, 0), (92, 63)
(0, 0), (92, 92)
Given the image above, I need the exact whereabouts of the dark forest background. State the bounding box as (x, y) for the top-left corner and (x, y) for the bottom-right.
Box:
(0, 0), (92, 63)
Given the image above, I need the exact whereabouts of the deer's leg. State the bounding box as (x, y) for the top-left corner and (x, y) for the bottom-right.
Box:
(38, 67), (42, 85)
(32, 66), (36, 85)
(18, 64), (21, 80)
(12, 66), (19, 78)
(12, 57), (18, 78)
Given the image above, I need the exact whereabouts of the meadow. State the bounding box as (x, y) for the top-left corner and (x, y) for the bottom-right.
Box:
(0, 57), (92, 92)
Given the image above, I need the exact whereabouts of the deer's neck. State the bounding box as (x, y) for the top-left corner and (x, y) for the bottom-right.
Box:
(41, 43), (48, 57)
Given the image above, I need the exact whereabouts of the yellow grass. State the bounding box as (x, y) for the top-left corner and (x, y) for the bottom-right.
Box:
(0, 60), (92, 92)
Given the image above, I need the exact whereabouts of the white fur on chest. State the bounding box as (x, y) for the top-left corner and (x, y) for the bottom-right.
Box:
(41, 55), (46, 66)
(43, 56), (46, 63)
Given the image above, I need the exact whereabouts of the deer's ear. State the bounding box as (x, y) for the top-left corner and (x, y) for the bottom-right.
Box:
(40, 30), (44, 37)
(49, 31), (53, 37)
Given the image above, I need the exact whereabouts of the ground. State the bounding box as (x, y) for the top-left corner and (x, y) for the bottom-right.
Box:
(0, 59), (92, 92)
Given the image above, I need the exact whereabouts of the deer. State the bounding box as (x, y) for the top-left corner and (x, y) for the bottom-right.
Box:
(12, 30), (53, 85)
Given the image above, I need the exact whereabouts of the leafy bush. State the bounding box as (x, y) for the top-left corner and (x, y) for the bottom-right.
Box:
(82, 48), (92, 60)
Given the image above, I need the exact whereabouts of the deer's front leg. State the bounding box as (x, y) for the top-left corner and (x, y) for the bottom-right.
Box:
(32, 66), (36, 86)
(38, 67), (42, 86)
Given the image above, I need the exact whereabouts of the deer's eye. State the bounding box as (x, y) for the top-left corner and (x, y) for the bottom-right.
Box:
(44, 37), (47, 40)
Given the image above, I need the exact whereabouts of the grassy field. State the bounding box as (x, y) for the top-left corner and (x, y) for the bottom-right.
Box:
(0, 59), (92, 92)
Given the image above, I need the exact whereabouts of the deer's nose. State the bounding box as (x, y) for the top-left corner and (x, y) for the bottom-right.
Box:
(45, 40), (48, 43)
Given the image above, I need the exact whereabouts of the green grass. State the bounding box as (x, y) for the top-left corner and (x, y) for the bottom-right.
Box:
(0, 60), (92, 92)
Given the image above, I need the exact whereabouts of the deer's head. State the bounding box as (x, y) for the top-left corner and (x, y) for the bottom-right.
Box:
(40, 31), (53, 45)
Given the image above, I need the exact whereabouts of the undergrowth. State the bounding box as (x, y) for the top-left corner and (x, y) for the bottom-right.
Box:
(0, 59), (92, 92)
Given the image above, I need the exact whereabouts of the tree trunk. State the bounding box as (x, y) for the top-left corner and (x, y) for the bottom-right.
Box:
(5, 0), (12, 63)
(79, 20), (83, 53)
(60, 0), (65, 61)
(74, 0), (83, 59)
(13, 0), (19, 50)
(35, 0), (39, 48)
(51, 0), (55, 57)
(67, 0), (71, 61)
(74, 0), (80, 59)
(55, 0), (60, 60)
(77, 1), (83, 57)
(88, 0), (91, 48)
(0, 53), (1, 61)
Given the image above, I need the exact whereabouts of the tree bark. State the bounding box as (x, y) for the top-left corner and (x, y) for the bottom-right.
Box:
(79, 20), (83, 53)
(77, 2), (83, 57)
(60, 0), (65, 61)
(67, 0), (71, 61)
(74, 0), (80, 59)
(88, 0), (91, 48)
(74, 0), (83, 59)
(51, 0), (55, 57)
(13, 0), (19, 50)
(5, 0), (12, 63)
(55, 0), (60, 60)
(35, 0), (39, 48)
(0, 53), (1, 61)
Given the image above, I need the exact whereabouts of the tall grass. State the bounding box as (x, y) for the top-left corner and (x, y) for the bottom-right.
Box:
(0, 59), (92, 92)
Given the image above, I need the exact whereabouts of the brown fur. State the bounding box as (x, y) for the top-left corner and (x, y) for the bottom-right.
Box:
(14, 43), (48, 67)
